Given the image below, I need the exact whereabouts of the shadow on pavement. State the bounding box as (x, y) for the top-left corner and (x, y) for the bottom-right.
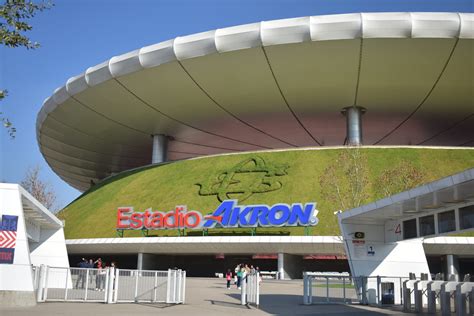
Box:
(226, 293), (402, 315)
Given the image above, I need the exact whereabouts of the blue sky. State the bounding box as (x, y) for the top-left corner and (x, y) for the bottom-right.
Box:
(1, 0), (473, 210)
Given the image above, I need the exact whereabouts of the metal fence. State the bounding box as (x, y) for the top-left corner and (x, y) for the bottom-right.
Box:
(303, 273), (409, 306)
(35, 265), (185, 305)
(241, 272), (260, 307)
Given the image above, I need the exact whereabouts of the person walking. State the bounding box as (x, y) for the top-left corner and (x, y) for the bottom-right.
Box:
(236, 264), (243, 289)
(226, 269), (232, 289)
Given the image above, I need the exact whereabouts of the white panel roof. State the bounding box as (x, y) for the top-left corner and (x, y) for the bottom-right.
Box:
(36, 12), (474, 191)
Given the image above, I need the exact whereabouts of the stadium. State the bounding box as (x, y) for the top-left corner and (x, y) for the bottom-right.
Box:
(36, 12), (474, 279)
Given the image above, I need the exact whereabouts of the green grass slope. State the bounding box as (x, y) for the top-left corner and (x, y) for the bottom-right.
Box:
(58, 148), (474, 239)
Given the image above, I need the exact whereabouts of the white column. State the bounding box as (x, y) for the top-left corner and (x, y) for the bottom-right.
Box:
(137, 253), (144, 270)
(152, 134), (168, 164)
(278, 253), (285, 280)
(446, 254), (459, 281)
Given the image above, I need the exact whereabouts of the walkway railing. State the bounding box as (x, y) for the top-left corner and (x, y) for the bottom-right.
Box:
(35, 265), (185, 304)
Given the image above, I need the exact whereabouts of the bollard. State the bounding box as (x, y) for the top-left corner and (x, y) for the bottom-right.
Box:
(403, 280), (411, 312)
(427, 285), (437, 313)
(414, 281), (422, 313)
(303, 273), (310, 305)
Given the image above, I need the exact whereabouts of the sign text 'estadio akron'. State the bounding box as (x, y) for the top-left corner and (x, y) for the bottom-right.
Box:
(116, 200), (319, 230)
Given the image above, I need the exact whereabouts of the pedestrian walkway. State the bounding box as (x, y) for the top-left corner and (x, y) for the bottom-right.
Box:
(1, 278), (416, 315)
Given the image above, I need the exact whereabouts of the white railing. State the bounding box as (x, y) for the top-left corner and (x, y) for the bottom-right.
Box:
(241, 272), (260, 308)
(35, 265), (185, 305)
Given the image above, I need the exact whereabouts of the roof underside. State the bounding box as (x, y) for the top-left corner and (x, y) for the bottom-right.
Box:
(37, 12), (474, 191)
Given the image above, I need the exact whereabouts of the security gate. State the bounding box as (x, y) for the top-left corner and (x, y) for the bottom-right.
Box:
(241, 272), (260, 307)
(36, 265), (185, 304)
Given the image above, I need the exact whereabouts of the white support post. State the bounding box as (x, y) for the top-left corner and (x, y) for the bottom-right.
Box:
(113, 269), (119, 303)
(84, 269), (89, 301)
(256, 273), (260, 307)
(153, 271), (158, 302)
(134, 270), (139, 302)
(36, 264), (47, 302)
(107, 267), (115, 304)
(64, 268), (69, 301)
(241, 271), (247, 305)
(182, 271), (186, 304)
(166, 269), (172, 304)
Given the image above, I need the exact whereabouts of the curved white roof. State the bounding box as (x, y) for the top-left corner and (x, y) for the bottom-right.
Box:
(37, 12), (474, 191)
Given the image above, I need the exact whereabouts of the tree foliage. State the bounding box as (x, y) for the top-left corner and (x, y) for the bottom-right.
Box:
(21, 165), (58, 211)
(319, 147), (370, 212)
(374, 160), (425, 198)
(1, 0), (52, 138)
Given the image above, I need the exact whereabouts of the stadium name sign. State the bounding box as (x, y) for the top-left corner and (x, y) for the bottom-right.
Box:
(116, 200), (319, 230)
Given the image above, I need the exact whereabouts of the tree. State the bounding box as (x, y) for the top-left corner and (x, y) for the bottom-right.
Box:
(319, 147), (370, 212)
(1, 0), (52, 138)
(374, 160), (425, 198)
(21, 165), (58, 211)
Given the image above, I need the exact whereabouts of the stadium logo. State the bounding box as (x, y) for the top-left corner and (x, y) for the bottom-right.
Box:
(196, 156), (289, 202)
(116, 200), (319, 230)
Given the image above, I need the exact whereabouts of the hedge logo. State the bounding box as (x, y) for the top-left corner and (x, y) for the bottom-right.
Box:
(196, 156), (289, 202)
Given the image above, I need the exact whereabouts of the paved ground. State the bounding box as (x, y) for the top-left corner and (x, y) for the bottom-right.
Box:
(1, 278), (421, 315)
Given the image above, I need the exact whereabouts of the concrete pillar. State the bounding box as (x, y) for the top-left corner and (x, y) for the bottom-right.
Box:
(341, 106), (366, 146)
(446, 254), (459, 281)
(277, 253), (301, 280)
(137, 253), (158, 270)
(278, 253), (285, 280)
(137, 253), (144, 270)
(152, 134), (168, 164)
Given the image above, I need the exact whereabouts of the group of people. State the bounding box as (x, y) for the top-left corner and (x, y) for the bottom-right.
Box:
(75, 257), (116, 290)
(226, 264), (261, 289)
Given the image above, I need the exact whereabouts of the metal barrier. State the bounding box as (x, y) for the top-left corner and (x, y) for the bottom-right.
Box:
(303, 274), (408, 306)
(35, 265), (185, 304)
(241, 272), (260, 307)
(303, 273), (362, 305)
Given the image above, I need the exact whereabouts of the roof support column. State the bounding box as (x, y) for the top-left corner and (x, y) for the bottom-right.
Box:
(152, 134), (168, 164)
(341, 106), (366, 146)
(446, 254), (459, 281)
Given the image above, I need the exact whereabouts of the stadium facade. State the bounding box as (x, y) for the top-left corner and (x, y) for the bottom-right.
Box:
(34, 12), (474, 279)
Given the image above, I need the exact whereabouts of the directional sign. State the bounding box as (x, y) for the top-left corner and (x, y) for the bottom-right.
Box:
(0, 230), (17, 248)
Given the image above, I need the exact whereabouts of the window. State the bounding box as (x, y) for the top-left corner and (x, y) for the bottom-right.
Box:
(403, 219), (417, 239)
(419, 215), (435, 236)
(438, 210), (456, 233)
(459, 205), (474, 230)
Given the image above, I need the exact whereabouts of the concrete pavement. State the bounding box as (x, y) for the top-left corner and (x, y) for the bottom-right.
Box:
(0, 278), (413, 315)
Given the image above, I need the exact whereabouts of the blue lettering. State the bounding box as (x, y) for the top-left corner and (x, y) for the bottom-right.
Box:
(203, 200), (235, 228)
(268, 204), (290, 226)
(248, 206), (269, 226)
(288, 203), (316, 226)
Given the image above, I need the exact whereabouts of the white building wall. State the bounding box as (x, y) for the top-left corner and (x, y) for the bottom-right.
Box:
(340, 221), (430, 304)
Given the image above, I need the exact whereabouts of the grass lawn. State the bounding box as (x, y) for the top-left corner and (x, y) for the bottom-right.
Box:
(58, 147), (474, 239)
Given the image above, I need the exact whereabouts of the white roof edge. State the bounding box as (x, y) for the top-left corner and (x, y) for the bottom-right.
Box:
(64, 235), (474, 245)
(66, 235), (343, 245)
(0, 183), (63, 228)
(36, 12), (473, 142)
(338, 167), (474, 220)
